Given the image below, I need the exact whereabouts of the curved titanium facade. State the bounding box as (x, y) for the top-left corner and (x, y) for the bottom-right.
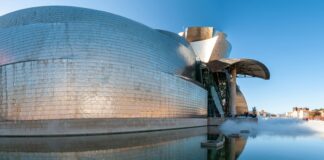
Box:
(184, 27), (231, 63)
(236, 87), (248, 115)
(0, 6), (207, 121)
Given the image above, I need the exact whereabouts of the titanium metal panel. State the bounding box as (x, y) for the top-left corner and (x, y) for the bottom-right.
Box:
(0, 6), (207, 121)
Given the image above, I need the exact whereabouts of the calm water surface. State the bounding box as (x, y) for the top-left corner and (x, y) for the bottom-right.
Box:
(1, 119), (324, 160)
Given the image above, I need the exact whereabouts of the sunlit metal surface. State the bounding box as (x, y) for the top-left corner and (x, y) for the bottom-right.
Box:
(209, 32), (232, 61)
(236, 87), (248, 115)
(184, 27), (214, 42)
(0, 6), (207, 121)
(183, 27), (231, 63)
(190, 37), (218, 62)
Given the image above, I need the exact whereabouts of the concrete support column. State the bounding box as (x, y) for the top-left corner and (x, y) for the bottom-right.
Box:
(229, 67), (237, 116)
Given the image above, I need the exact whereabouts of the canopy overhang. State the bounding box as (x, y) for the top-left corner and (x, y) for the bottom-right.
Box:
(207, 58), (270, 80)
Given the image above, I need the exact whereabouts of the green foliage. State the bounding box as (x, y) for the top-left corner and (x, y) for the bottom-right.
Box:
(309, 111), (321, 118)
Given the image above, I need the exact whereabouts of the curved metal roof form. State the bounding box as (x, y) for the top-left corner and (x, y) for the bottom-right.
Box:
(207, 58), (270, 80)
(182, 27), (231, 63)
(190, 36), (218, 62)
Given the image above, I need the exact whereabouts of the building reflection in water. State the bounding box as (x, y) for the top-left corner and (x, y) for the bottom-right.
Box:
(0, 127), (247, 160)
(206, 127), (247, 160)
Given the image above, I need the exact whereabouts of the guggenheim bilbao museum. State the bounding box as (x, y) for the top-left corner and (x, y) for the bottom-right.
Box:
(0, 6), (269, 136)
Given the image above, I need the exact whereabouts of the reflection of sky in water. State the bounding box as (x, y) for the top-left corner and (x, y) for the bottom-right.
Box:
(221, 118), (324, 160)
(240, 136), (324, 160)
(1, 119), (324, 160)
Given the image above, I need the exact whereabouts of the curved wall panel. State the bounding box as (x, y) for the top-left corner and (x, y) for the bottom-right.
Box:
(236, 87), (248, 115)
(0, 6), (207, 121)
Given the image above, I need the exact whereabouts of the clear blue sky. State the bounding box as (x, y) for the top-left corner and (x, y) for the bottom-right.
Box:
(1, 0), (323, 113)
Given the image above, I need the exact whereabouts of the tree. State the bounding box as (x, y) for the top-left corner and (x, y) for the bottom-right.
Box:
(309, 111), (321, 119)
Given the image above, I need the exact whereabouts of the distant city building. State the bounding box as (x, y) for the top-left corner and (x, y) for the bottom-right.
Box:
(286, 107), (309, 119)
(276, 113), (286, 118)
(258, 110), (275, 118)
(320, 110), (324, 117)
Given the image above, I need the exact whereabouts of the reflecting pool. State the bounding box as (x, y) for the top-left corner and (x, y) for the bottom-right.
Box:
(1, 119), (324, 160)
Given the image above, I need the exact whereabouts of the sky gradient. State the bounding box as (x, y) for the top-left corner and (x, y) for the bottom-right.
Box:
(1, 0), (323, 113)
